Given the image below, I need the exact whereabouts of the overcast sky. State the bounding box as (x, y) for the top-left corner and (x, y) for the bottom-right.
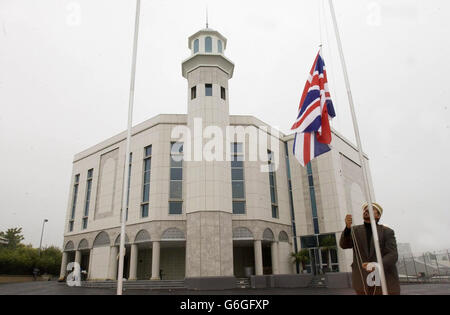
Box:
(0, 0), (449, 255)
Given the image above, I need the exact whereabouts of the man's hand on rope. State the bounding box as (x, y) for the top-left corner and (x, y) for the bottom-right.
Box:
(362, 262), (376, 272)
(345, 214), (352, 228)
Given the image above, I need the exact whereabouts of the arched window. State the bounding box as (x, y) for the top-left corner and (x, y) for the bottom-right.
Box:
(135, 230), (151, 244)
(194, 39), (199, 54)
(161, 228), (185, 241)
(114, 234), (130, 246)
(279, 231), (289, 242)
(263, 228), (275, 241)
(64, 241), (75, 252)
(93, 231), (110, 248)
(205, 37), (212, 53)
(78, 239), (89, 250)
(232, 227), (254, 240)
(218, 40), (223, 53)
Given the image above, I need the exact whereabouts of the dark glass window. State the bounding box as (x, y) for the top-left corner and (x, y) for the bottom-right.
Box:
(141, 145), (152, 218)
(145, 146), (152, 157)
(194, 39), (199, 53)
(170, 181), (182, 199)
(269, 173), (275, 186)
(232, 143), (243, 153)
(205, 84), (213, 96)
(231, 143), (245, 214)
(170, 168), (183, 180)
(126, 153), (132, 221)
(232, 182), (245, 199)
(232, 201), (246, 215)
(301, 235), (319, 249)
(169, 142), (183, 215)
(82, 218), (88, 230)
(270, 187), (277, 204)
(231, 160), (243, 168)
(205, 36), (212, 52)
(143, 185), (149, 202)
(221, 87), (226, 100)
(313, 218), (320, 235)
(218, 40), (223, 53)
(82, 168), (94, 230)
(231, 168), (244, 181)
(69, 174), (80, 232)
(307, 163), (320, 234)
(141, 204), (149, 218)
(191, 86), (196, 100)
(169, 201), (183, 215)
(272, 205), (279, 219)
(268, 150), (278, 218)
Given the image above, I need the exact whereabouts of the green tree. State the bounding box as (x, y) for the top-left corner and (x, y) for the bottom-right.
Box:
(0, 227), (62, 276)
(0, 228), (24, 249)
(37, 246), (62, 275)
(291, 249), (310, 273)
(0, 245), (38, 275)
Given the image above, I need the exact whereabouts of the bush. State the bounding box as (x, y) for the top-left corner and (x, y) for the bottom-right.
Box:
(0, 245), (62, 276)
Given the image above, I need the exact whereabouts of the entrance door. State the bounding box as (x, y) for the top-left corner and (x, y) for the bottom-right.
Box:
(308, 248), (322, 275)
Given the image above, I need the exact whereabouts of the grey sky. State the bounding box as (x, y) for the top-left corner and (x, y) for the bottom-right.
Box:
(0, 0), (449, 255)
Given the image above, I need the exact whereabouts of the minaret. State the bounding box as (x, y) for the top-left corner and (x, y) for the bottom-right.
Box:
(182, 27), (235, 285)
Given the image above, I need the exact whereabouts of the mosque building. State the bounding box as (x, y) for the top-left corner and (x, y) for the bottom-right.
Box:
(59, 26), (373, 289)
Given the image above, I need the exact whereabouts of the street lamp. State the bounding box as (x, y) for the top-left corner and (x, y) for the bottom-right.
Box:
(38, 219), (48, 256)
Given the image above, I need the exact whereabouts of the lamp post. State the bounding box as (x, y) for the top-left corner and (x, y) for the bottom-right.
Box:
(38, 219), (48, 256)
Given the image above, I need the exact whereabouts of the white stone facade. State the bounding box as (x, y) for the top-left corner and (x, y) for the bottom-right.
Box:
(60, 28), (373, 282)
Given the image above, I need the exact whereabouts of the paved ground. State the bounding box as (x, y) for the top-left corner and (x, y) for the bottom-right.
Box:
(0, 281), (449, 295)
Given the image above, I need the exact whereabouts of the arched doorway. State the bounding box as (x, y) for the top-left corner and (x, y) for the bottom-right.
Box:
(77, 239), (90, 278)
(134, 230), (152, 280)
(160, 228), (186, 280)
(232, 227), (255, 278)
(114, 234), (131, 279)
(262, 228), (275, 275)
(90, 231), (111, 280)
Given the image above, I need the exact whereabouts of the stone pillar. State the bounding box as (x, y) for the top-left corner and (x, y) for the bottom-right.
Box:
(271, 241), (280, 275)
(254, 240), (263, 276)
(107, 246), (118, 280)
(75, 250), (81, 265)
(151, 241), (160, 280)
(59, 251), (68, 280)
(129, 244), (138, 280)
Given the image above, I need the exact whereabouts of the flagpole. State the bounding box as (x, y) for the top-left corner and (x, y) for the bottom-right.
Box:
(328, 0), (388, 295)
(117, 0), (141, 296)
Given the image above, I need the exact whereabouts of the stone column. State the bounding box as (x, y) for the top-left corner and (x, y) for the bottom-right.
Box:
(254, 240), (263, 276)
(75, 250), (81, 265)
(107, 246), (118, 280)
(129, 244), (138, 280)
(151, 241), (160, 280)
(59, 251), (68, 280)
(271, 241), (280, 275)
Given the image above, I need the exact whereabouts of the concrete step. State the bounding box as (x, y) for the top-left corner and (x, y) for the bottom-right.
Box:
(308, 276), (327, 288)
(81, 280), (186, 290)
(236, 278), (250, 289)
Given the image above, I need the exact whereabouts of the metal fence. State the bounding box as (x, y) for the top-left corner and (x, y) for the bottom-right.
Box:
(396, 249), (450, 283)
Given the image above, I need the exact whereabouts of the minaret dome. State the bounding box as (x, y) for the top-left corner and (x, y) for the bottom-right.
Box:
(182, 28), (234, 79)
